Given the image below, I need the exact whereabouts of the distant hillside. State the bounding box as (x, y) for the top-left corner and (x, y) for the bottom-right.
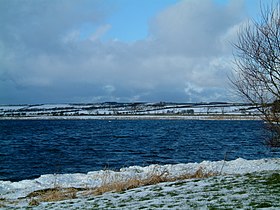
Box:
(0, 102), (261, 119)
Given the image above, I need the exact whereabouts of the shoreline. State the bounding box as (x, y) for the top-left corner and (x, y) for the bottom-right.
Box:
(0, 114), (262, 121)
(1, 158), (279, 209)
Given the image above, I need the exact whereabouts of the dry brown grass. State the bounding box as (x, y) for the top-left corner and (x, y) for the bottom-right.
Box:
(92, 166), (218, 196)
(180, 166), (219, 179)
(93, 178), (141, 195)
(26, 187), (85, 206)
(25, 166), (219, 205)
(90, 167), (169, 196)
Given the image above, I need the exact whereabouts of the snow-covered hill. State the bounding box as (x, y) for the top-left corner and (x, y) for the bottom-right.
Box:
(0, 102), (261, 119)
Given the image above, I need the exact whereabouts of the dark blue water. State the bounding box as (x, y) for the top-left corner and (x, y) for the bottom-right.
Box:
(0, 120), (279, 181)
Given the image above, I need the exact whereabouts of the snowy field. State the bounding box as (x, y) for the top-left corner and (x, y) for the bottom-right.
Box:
(1, 158), (279, 209)
(0, 102), (261, 119)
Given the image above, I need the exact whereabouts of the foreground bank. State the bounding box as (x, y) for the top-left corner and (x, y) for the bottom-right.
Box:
(1, 158), (279, 209)
(32, 170), (280, 209)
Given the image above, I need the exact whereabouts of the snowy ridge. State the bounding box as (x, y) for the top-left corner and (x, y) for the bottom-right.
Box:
(1, 158), (279, 201)
(0, 102), (261, 119)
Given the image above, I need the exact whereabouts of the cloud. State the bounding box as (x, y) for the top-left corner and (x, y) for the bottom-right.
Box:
(150, 0), (244, 56)
(0, 0), (105, 52)
(0, 0), (247, 104)
(89, 24), (112, 42)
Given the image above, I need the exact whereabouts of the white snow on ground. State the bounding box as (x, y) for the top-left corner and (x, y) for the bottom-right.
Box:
(0, 158), (279, 209)
(0, 103), (261, 118)
(0, 115), (261, 121)
(46, 169), (279, 209)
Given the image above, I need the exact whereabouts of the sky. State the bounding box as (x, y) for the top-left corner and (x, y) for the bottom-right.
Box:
(0, 0), (276, 104)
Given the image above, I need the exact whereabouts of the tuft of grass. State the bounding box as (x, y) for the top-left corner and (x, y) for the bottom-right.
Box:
(181, 166), (219, 180)
(93, 178), (141, 195)
(0, 198), (7, 208)
(166, 191), (179, 197)
(23, 165), (220, 206)
(26, 187), (85, 205)
(249, 201), (272, 208)
(265, 173), (280, 186)
(92, 166), (218, 196)
(29, 199), (40, 206)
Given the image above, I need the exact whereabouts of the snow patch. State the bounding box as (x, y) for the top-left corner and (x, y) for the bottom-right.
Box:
(1, 158), (279, 201)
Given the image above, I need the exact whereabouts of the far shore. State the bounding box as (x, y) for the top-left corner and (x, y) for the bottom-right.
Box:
(0, 114), (262, 121)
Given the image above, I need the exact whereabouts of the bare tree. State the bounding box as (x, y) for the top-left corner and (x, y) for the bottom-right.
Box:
(231, 2), (280, 146)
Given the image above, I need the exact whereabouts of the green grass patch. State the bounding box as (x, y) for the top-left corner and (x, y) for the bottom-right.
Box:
(138, 196), (152, 201)
(250, 201), (272, 208)
(166, 191), (179, 197)
(265, 173), (280, 186)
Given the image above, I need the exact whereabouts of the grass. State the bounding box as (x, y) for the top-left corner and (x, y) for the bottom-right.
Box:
(26, 187), (85, 206)
(265, 172), (280, 186)
(101, 171), (280, 209)
(5, 165), (278, 209)
(0, 198), (7, 208)
(22, 165), (219, 207)
(92, 165), (218, 196)
(4, 170), (276, 209)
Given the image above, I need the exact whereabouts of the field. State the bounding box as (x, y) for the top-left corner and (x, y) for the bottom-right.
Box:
(0, 102), (261, 120)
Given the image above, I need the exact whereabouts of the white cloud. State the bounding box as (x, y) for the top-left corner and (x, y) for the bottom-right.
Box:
(0, 0), (248, 103)
(103, 85), (116, 94)
(62, 30), (81, 43)
(150, 0), (244, 56)
(89, 24), (112, 42)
